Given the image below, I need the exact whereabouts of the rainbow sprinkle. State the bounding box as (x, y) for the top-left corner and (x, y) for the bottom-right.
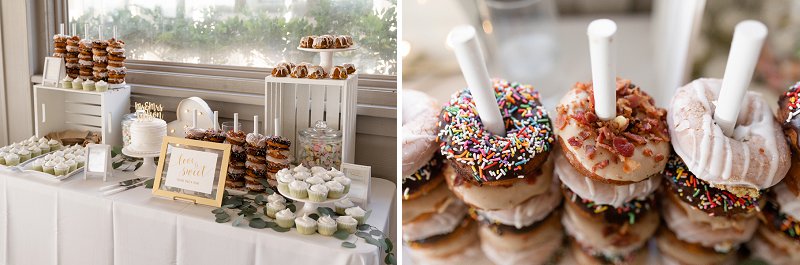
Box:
(784, 82), (800, 123)
(764, 200), (800, 241)
(437, 79), (554, 183)
(662, 153), (760, 213)
(564, 185), (652, 225)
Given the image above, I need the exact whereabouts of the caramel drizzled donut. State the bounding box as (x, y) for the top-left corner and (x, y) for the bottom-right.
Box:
(307, 66), (326, 79)
(330, 66), (348, 80)
(271, 65), (289, 77)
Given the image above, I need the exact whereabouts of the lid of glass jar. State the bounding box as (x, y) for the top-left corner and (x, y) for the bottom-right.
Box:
(298, 121), (342, 139)
(122, 112), (138, 121)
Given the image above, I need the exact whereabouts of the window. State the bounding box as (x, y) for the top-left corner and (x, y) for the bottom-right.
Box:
(67, 0), (397, 75)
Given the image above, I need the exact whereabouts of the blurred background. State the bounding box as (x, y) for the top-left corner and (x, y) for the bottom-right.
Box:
(402, 0), (800, 110)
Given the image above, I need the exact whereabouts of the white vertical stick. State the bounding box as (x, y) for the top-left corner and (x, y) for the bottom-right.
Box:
(213, 111), (219, 131)
(253, 115), (259, 134)
(715, 20), (767, 137)
(59, 23), (64, 35)
(233, 113), (239, 132)
(84, 23), (88, 38)
(655, 0), (706, 107)
(192, 109), (197, 128)
(587, 19), (618, 120)
(71, 24), (76, 36)
(113, 26), (117, 39)
(274, 118), (280, 136)
(98, 24), (102, 39)
(446, 25), (506, 136)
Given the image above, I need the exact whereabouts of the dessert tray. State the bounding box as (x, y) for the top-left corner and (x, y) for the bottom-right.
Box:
(17, 152), (84, 182)
(278, 189), (349, 216)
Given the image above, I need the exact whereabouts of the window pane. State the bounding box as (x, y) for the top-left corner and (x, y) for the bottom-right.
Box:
(67, 0), (397, 75)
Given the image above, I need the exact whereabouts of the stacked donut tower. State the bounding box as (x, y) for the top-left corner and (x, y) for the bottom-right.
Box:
(106, 37), (127, 85)
(266, 135), (292, 187)
(225, 113), (247, 190)
(64, 25), (80, 79)
(77, 29), (94, 81)
(553, 19), (668, 264)
(91, 31), (109, 82)
(245, 116), (269, 193)
(436, 26), (562, 265)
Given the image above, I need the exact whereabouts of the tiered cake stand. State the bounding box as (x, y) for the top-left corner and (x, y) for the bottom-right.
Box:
(297, 46), (358, 73)
(121, 147), (160, 177)
(278, 188), (349, 216)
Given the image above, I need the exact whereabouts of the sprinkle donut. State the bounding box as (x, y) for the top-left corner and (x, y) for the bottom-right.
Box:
(669, 78), (790, 198)
(555, 79), (670, 184)
(437, 79), (554, 185)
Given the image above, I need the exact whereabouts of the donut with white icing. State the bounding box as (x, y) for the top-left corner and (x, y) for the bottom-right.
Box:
(555, 79), (670, 184)
(668, 78), (790, 197)
(569, 238), (650, 265)
(472, 172), (561, 229)
(402, 194), (468, 242)
(478, 211), (563, 265)
(406, 217), (479, 260)
(656, 227), (737, 265)
(402, 90), (440, 176)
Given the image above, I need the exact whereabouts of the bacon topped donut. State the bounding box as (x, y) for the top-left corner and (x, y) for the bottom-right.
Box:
(555, 78), (670, 184)
(437, 79), (554, 184)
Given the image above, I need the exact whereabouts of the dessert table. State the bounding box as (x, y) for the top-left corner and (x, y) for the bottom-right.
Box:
(0, 167), (395, 265)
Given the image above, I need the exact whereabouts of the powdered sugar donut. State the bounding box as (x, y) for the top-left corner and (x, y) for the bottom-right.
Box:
(402, 89), (441, 176)
(669, 78), (790, 197)
(555, 152), (659, 208)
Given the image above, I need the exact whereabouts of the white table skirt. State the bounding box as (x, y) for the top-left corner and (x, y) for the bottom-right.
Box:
(0, 167), (395, 265)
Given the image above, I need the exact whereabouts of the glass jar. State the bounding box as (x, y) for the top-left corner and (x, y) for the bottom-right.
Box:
(121, 113), (137, 148)
(297, 120), (343, 169)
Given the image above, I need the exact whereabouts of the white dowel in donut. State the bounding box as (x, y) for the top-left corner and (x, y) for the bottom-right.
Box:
(715, 20), (767, 137)
(447, 25), (506, 136)
(253, 115), (259, 134)
(587, 19), (618, 121)
(213, 111), (219, 131)
(233, 113), (239, 132)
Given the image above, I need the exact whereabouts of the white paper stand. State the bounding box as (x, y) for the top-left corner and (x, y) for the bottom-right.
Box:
(85, 144), (113, 181)
(42, 57), (66, 87)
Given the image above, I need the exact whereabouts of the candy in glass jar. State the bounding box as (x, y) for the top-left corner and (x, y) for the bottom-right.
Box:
(298, 120), (342, 169)
(121, 113), (137, 148)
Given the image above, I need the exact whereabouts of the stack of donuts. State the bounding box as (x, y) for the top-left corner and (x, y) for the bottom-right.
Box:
(245, 133), (268, 192)
(52, 34), (68, 58)
(78, 38), (93, 81)
(402, 90), (484, 265)
(266, 136), (292, 187)
(225, 129), (247, 190)
(91, 39), (109, 81)
(660, 78), (790, 264)
(745, 81), (800, 264)
(65, 36), (80, 78)
(106, 38), (127, 84)
(554, 79), (669, 264)
(438, 80), (562, 265)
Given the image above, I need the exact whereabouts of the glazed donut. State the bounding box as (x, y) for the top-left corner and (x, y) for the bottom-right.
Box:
(406, 217), (478, 258)
(402, 195), (468, 242)
(669, 78), (790, 197)
(748, 225), (800, 265)
(402, 89), (441, 176)
(561, 200), (659, 258)
(307, 66), (326, 79)
(330, 66), (348, 80)
(444, 157), (553, 210)
(472, 172), (561, 229)
(568, 238), (650, 265)
(290, 64), (308, 78)
(402, 180), (452, 224)
(656, 228), (737, 265)
(299, 36), (315, 48)
(438, 79), (554, 184)
(555, 151), (660, 208)
(562, 182), (655, 225)
(478, 211), (563, 265)
(555, 78), (670, 184)
(408, 233), (487, 265)
(271, 65), (289, 77)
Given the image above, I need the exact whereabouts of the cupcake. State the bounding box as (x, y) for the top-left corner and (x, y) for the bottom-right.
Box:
(82, 79), (95, 91)
(311, 166), (327, 175)
(293, 164), (310, 173)
(75, 156), (86, 168)
(277, 173), (294, 194)
(4, 153), (19, 166)
(65, 159), (77, 172)
(64, 153), (76, 161)
(295, 215), (318, 235)
(266, 201), (286, 218)
(17, 149), (31, 162)
(48, 139), (61, 151)
(267, 193), (286, 204)
(43, 160), (56, 174)
(72, 77), (83, 90)
(62, 76), (73, 89)
(32, 159), (45, 172)
(308, 184), (329, 202)
(294, 171), (311, 181)
(336, 216), (358, 234)
(38, 142), (51, 153)
(28, 146), (42, 157)
(275, 208), (296, 228)
(96, 80), (109, 92)
(289, 180), (310, 198)
(327, 168), (346, 179)
(334, 176), (352, 194)
(325, 181), (345, 199)
(345, 206), (367, 225)
(317, 215), (338, 236)
(54, 162), (69, 176)
(305, 176), (325, 186)
(315, 172), (332, 182)
(0, 152), (6, 165)
(335, 199), (355, 215)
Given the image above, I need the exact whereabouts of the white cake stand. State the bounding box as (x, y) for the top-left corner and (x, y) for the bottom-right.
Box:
(279, 188), (349, 216)
(122, 147), (160, 177)
(297, 46), (358, 73)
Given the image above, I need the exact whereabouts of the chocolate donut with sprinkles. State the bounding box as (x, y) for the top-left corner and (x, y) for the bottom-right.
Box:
(437, 79), (554, 185)
(779, 81), (800, 152)
(402, 154), (444, 200)
(562, 184), (655, 225)
(662, 152), (762, 218)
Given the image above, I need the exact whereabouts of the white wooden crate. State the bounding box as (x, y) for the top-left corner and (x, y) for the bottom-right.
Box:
(264, 74), (358, 164)
(33, 85), (131, 147)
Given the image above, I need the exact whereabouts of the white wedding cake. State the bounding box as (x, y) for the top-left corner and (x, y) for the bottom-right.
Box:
(129, 117), (167, 153)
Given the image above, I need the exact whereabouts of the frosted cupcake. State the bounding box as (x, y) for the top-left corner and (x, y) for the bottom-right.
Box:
(275, 208), (295, 228)
(266, 201), (286, 218)
(62, 76), (73, 89)
(4, 153), (20, 166)
(289, 180), (310, 198)
(327, 168), (345, 178)
(267, 193), (286, 204)
(335, 199), (355, 215)
(295, 215), (318, 235)
(65, 159), (77, 172)
(64, 153), (76, 161)
(308, 184), (329, 202)
(317, 215), (338, 236)
(32, 159), (45, 171)
(293, 171), (311, 181)
(74, 156), (85, 168)
(277, 174), (294, 194)
(43, 160), (56, 174)
(28, 146), (42, 157)
(336, 216), (358, 234)
(305, 176), (325, 186)
(325, 181), (345, 199)
(38, 142), (51, 153)
(17, 149), (31, 162)
(96, 80), (109, 92)
(82, 79), (95, 91)
(311, 166), (327, 175)
(345, 206), (367, 225)
(334, 176), (352, 194)
(48, 139), (61, 151)
(72, 77), (83, 90)
(0, 152), (6, 165)
(315, 172), (332, 181)
(293, 164), (310, 174)
(54, 162), (69, 176)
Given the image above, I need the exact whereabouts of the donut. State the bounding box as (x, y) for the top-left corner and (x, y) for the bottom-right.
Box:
(402, 90), (440, 176)
(406, 217), (478, 256)
(299, 36), (316, 48)
(271, 65), (289, 77)
(555, 78), (670, 184)
(655, 227), (737, 265)
(779, 81), (800, 152)
(555, 151), (660, 208)
(748, 225), (800, 265)
(402, 194), (468, 242)
(290, 64), (308, 78)
(662, 152), (762, 218)
(568, 238), (650, 265)
(444, 157), (553, 210)
(669, 78), (790, 197)
(342, 63), (356, 74)
(437, 79), (553, 184)
(471, 172), (561, 229)
(478, 210), (563, 265)
(402, 155), (444, 200)
(761, 198), (800, 243)
(307, 66), (326, 79)
(402, 179), (454, 225)
(561, 198), (658, 258)
(562, 183), (655, 225)
(330, 66), (347, 79)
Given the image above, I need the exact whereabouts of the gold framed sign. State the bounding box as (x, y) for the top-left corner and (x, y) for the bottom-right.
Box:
(152, 136), (231, 207)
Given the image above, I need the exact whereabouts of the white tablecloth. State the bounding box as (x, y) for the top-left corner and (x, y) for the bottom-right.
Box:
(0, 167), (395, 265)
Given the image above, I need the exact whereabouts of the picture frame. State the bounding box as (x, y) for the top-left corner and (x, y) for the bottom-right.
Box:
(84, 144), (113, 181)
(341, 163), (371, 205)
(152, 136), (231, 207)
(42, 57), (66, 87)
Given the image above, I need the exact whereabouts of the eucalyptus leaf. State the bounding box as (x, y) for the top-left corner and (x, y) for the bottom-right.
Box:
(223, 190), (230, 197)
(211, 208), (225, 214)
(355, 232), (371, 239)
(264, 187), (275, 195)
(271, 226), (290, 232)
(384, 238), (393, 253)
(341, 242), (356, 248)
(309, 213), (320, 221)
(265, 221), (278, 228)
(258, 179), (271, 189)
(221, 204), (235, 209)
(144, 178), (154, 189)
(232, 216), (244, 227)
(333, 230), (350, 240)
(249, 218), (268, 229)
(385, 253), (396, 265)
(215, 216), (231, 223)
(370, 230), (383, 237)
(317, 207), (335, 216)
(287, 204), (297, 212)
(357, 224), (370, 231)
(364, 237), (381, 249)
(215, 212), (230, 219)
(254, 195), (265, 204)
